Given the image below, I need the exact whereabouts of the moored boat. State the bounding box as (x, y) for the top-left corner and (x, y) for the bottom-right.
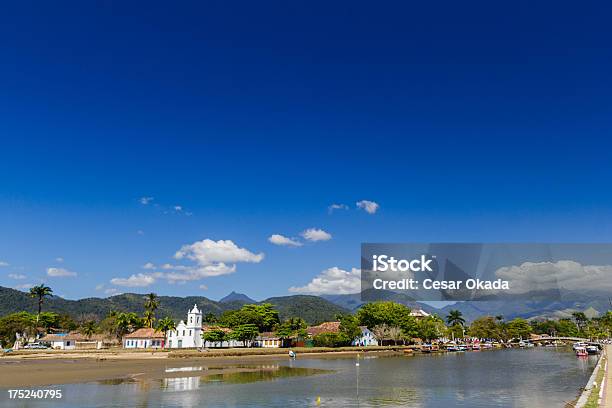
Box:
(575, 346), (588, 357)
(586, 345), (599, 355)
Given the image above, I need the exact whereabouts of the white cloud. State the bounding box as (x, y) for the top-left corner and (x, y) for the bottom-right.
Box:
(124, 239), (263, 285)
(199, 284), (208, 290)
(0, 261), (9, 267)
(174, 205), (183, 212)
(15, 283), (34, 290)
(328, 203), (349, 214)
(495, 260), (612, 293)
(95, 284), (105, 291)
(55, 257), (64, 263)
(8, 273), (26, 280)
(268, 234), (302, 247)
(175, 239), (264, 266)
(110, 273), (155, 287)
(301, 228), (332, 242)
(140, 196), (154, 205)
(104, 288), (121, 295)
(289, 267), (361, 295)
(356, 200), (379, 214)
(47, 267), (77, 277)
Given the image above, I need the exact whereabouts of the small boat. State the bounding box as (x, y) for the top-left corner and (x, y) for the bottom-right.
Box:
(457, 345), (467, 352)
(482, 342), (493, 349)
(586, 345), (599, 355)
(288, 350), (296, 358)
(421, 344), (432, 353)
(472, 343), (481, 351)
(573, 342), (587, 351)
(575, 346), (588, 357)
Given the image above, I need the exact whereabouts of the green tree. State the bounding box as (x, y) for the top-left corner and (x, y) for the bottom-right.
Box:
(417, 316), (446, 341)
(29, 284), (53, 321)
(219, 304), (280, 332)
(357, 302), (412, 329)
(468, 316), (502, 340)
(506, 318), (531, 340)
(143, 293), (159, 327)
(0, 312), (36, 347)
(203, 313), (218, 324)
(155, 316), (176, 342)
(115, 312), (143, 338)
(202, 329), (226, 346)
(572, 312), (588, 333)
(143, 310), (156, 329)
(338, 314), (361, 343)
(312, 332), (350, 347)
(80, 320), (98, 339)
(37, 312), (60, 330)
(229, 324), (259, 347)
(446, 310), (465, 327)
(275, 317), (307, 346)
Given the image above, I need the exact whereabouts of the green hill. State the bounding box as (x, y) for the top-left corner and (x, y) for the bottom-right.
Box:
(0, 286), (347, 325)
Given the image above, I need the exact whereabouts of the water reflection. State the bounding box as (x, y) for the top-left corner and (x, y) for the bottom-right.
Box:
(165, 366), (204, 373)
(162, 376), (201, 391)
(201, 365), (330, 384)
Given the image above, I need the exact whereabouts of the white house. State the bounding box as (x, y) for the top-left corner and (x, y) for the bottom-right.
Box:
(352, 326), (379, 346)
(410, 309), (430, 318)
(166, 304), (203, 349)
(39, 333), (77, 350)
(123, 328), (165, 349)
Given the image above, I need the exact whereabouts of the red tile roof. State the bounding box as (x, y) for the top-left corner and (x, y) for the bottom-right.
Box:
(123, 328), (165, 339)
(307, 321), (341, 336)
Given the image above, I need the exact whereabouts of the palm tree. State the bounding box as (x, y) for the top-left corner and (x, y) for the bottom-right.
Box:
(446, 310), (465, 327)
(143, 310), (156, 328)
(80, 320), (98, 339)
(156, 317), (176, 348)
(29, 284), (53, 321)
(144, 293), (159, 312)
(115, 312), (142, 338)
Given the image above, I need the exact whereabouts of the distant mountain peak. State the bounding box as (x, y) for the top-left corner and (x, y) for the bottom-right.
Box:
(219, 291), (255, 304)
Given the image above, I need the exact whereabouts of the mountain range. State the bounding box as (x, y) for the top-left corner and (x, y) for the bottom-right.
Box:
(2, 285), (609, 325)
(0, 286), (348, 325)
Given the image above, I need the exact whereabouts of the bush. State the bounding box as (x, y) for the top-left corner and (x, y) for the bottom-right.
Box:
(312, 332), (351, 347)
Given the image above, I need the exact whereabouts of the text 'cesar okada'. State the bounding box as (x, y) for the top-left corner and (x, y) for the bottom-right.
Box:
(370, 255), (510, 291)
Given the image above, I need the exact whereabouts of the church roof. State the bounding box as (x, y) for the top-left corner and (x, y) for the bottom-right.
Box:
(189, 304), (201, 314)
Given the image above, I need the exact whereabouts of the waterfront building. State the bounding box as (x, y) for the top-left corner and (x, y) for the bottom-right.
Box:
(123, 328), (165, 349)
(166, 304), (203, 348)
(352, 326), (379, 346)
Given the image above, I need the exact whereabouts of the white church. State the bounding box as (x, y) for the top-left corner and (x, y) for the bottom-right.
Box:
(166, 304), (203, 349)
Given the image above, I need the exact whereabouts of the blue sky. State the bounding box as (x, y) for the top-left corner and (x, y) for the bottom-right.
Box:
(1, 1), (611, 301)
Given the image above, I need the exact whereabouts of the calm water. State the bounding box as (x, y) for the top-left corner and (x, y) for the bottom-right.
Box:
(2, 348), (598, 408)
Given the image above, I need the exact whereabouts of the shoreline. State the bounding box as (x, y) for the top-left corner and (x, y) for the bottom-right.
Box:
(0, 348), (400, 387)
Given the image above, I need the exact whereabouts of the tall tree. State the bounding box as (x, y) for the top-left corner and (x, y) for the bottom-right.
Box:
(29, 284), (53, 321)
(446, 310), (465, 327)
(156, 316), (176, 345)
(80, 320), (98, 339)
(143, 310), (156, 328)
(143, 293), (159, 326)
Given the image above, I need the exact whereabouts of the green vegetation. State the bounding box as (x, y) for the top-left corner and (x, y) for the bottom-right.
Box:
(0, 286), (347, 325)
(3, 284), (612, 350)
(29, 284), (53, 321)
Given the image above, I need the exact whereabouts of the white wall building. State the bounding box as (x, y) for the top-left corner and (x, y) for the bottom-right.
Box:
(166, 304), (203, 349)
(352, 326), (379, 346)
